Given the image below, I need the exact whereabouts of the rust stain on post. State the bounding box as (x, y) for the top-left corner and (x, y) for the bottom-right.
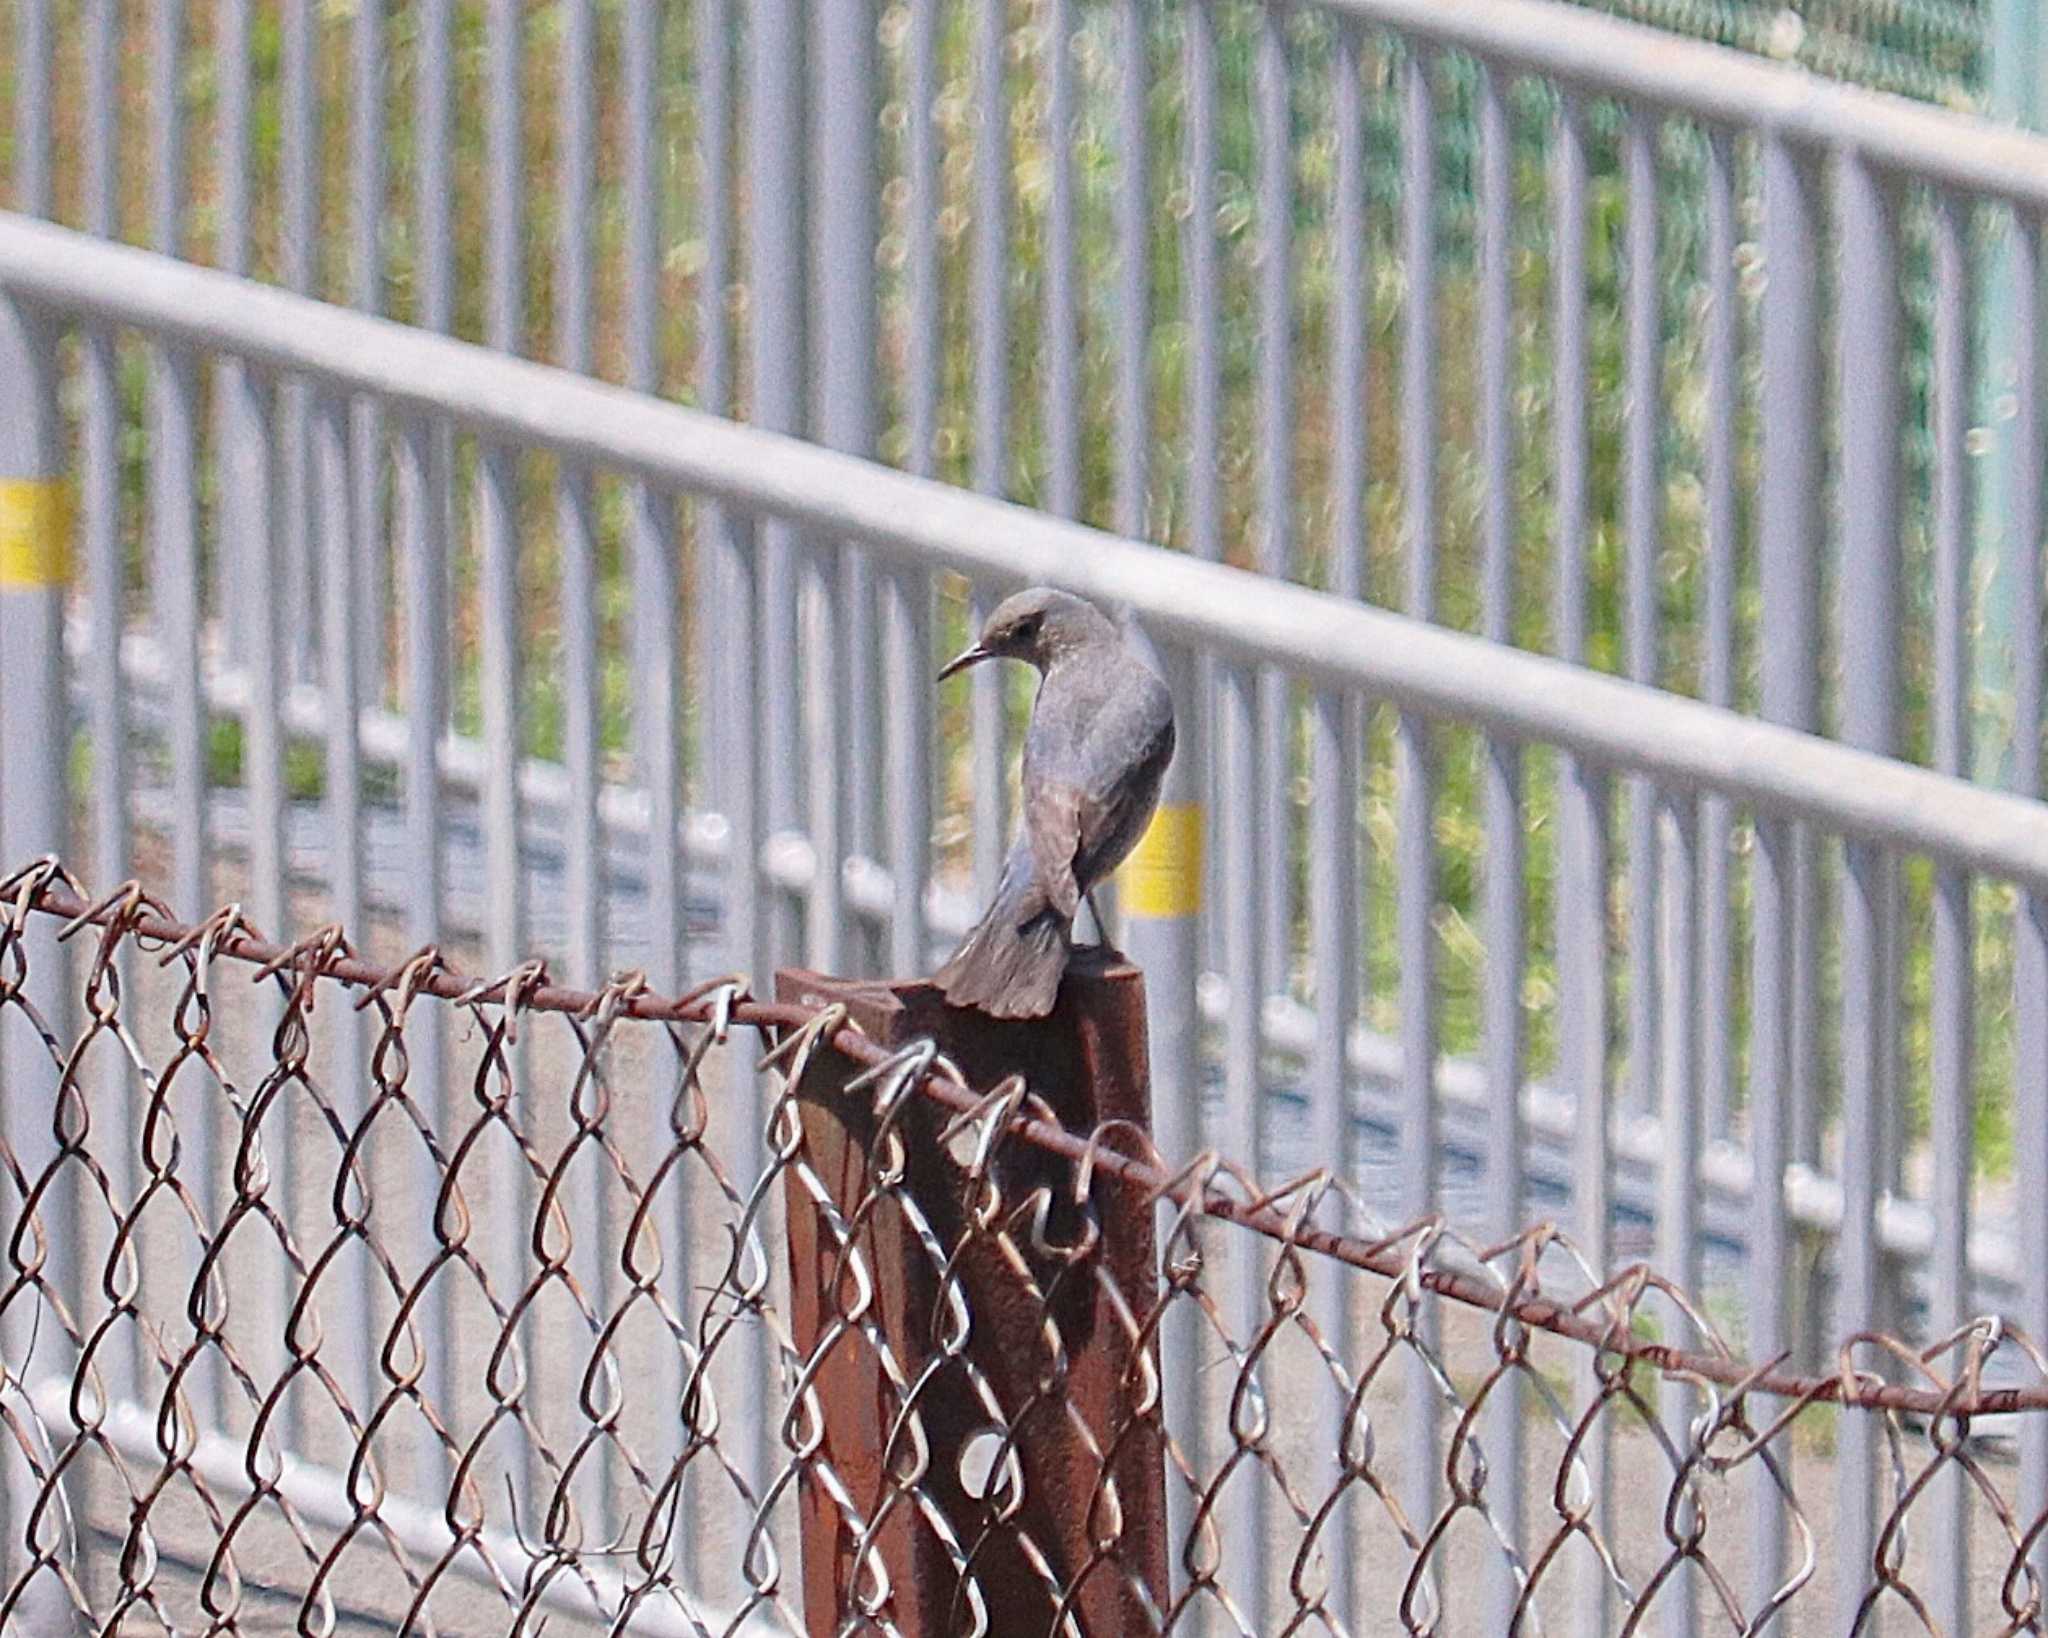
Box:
(776, 957), (1169, 1637)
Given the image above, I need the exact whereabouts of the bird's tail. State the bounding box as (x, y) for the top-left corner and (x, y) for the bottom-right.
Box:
(936, 863), (1071, 1019)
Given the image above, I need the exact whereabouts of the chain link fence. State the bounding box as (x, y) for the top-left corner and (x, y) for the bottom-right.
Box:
(2, 854), (2047, 1635)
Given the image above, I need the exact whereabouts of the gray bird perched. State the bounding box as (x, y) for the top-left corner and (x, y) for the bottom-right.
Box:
(934, 587), (1176, 1019)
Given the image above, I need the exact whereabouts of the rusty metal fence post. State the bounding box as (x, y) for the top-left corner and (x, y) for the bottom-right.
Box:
(775, 961), (1170, 1635)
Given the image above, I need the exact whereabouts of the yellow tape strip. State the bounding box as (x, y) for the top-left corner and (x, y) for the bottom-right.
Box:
(1120, 802), (1203, 919)
(0, 479), (73, 589)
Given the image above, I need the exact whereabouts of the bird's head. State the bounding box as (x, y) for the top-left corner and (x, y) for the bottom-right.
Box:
(937, 587), (1113, 681)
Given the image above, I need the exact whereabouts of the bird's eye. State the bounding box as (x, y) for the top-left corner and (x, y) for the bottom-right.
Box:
(1015, 614), (1041, 643)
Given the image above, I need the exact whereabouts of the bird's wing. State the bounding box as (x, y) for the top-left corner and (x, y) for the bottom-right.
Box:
(1071, 712), (1175, 888)
(1024, 780), (1085, 922)
(1021, 652), (1175, 917)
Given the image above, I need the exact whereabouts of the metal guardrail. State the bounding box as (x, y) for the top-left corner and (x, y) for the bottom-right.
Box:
(7, 862), (2048, 1636)
(1331, 0), (2043, 199)
(0, 207), (2046, 1634)
(0, 213), (2041, 880)
(80, 614), (2041, 1311)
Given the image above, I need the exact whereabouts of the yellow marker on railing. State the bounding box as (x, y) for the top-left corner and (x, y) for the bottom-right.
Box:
(1121, 801), (1203, 920)
(0, 478), (72, 589)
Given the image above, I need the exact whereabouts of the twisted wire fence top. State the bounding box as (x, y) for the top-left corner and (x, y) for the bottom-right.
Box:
(2, 853), (2046, 1635)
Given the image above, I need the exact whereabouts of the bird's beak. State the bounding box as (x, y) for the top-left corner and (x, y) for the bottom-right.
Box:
(937, 644), (991, 682)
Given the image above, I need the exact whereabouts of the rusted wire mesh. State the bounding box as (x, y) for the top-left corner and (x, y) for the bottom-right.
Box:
(3, 855), (2047, 1636)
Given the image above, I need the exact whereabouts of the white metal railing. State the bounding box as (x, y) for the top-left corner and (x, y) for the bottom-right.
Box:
(8, 0), (2048, 1627)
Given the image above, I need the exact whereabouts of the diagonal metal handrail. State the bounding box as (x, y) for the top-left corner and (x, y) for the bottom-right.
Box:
(5, 214), (2048, 895)
(1318, 0), (2048, 204)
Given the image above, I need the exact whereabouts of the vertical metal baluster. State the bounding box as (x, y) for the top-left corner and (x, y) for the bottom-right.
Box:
(279, 0), (318, 683)
(1329, 11), (1366, 614)
(1111, 8), (1194, 1609)
(1179, 10), (1224, 1609)
(1783, 147), (1831, 1255)
(819, 0), (876, 955)
(216, 0), (252, 662)
(81, 0), (138, 1414)
(1131, 638), (1205, 1616)
(350, 0), (386, 704)
(220, 0), (283, 935)
(887, 0), (940, 977)
(1315, 24), (1367, 1626)
(1475, 58), (1525, 1631)
(1622, 107), (1660, 1128)
(1927, 189), (1974, 1635)
(1699, 128), (1737, 1147)
(1254, 2), (1293, 1005)
(1750, 130), (1822, 1606)
(1834, 152), (1902, 1622)
(234, 353), (289, 1428)
(480, 21), (527, 891)
(314, 383), (372, 1430)
(881, 548), (932, 972)
(1045, 0), (1080, 521)
(1870, 188), (1909, 1357)
(969, 0), (1009, 905)
(278, 0), (320, 1462)
(751, 0), (808, 967)
(1740, 807), (1794, 1630)
(624, 15), (673, 979)
(415, 6), (451, 336)
(2011, 207), (2048, 1588)
(1302, 710), (1355, 1619)
(1, 29), (57, 1172)
(810, 0), (876, 976)
(1113, 0), (1149, 549)
(555, 0), (610, 1546)
(696, 0), (762, 1523)
(622, 0), (685, 1538)
(1217, 653), (1266, 1630)
(716, 504), (766, 1510)
(402, 0), (455, 1511)
(479, 0), (532, 1522)
(1553, 89), (1614, 1638)
(221, 0), (286, 1432)
(393, 407), (453, 1487)
(731, 0), (780, 1504)
(0, 287), (73, 1634)
(1185, 1), (1220, 575)
(148, 0), (217, 1434)
(2022, 877), (2048, 1566)
(558, 0), (601, 991)
(1186, 0), (1223, 985)
(13, 0), (52, 217)
(695, 0), (733, 897)
(1655, 787), (1701, 1638)
(1765, 155), (1828, 1198)
(150, 0), (203, 904)
(1398, 44), (1441, 1613)
(904, 0), (939, 492)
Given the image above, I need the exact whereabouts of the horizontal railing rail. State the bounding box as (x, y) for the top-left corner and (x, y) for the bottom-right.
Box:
(1321, 0), (2048, 201)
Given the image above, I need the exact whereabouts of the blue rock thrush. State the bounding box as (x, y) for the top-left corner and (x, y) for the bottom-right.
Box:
(934, 588), (1177, 1019)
